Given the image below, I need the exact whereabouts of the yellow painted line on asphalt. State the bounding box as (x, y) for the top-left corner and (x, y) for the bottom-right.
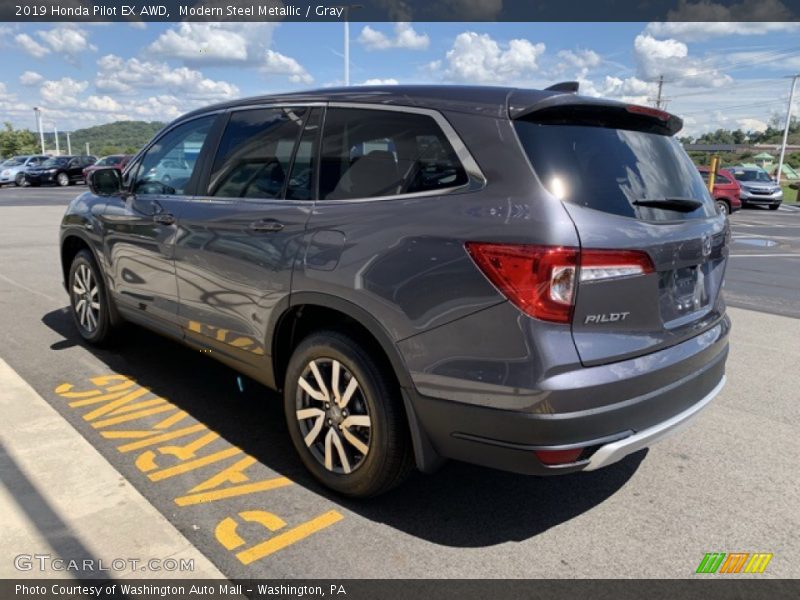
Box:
(54, 374), (345, 566)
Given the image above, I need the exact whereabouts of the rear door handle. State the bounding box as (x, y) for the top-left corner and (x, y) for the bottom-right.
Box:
(249, 219), (284, 233)
(153, 213), (176, 225)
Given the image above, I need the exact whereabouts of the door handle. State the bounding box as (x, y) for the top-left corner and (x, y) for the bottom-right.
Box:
(153, 213), (176, 225)
(249, 219), (284, 233)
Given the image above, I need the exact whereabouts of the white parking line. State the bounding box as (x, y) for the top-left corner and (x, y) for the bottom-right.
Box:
(729, 253), (800, 258)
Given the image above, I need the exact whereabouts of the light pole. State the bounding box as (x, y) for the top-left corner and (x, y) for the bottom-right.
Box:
(66, 131), (72, 155)
(53, 122), (59, 155)
(341, 4), (362, 86)
(776, 74), (799, 185)
(33, 107), (45, 154)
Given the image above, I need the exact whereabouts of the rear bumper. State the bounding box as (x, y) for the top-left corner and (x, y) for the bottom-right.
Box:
(405, 319), (729, 476)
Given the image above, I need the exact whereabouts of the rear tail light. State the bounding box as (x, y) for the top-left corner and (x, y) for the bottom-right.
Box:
(465, 243), (653, 323)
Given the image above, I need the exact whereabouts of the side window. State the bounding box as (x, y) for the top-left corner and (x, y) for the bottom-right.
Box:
(286, 108), (321, 200)
(208, 107), (307, 199)
(716, 174), (731, 185)
(134, 116), (214, 196)
(319, 108), (469, 200)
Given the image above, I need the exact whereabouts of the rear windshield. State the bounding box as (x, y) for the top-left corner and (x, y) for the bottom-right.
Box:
(514, 121), (716, 220)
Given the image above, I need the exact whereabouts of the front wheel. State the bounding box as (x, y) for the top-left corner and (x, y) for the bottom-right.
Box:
(57, 172), (70, 187)
(15, 173), (25, 186)
(715, 200), (730, 216)
(284, 331), (413, 497)
(68, 250), (114, 344)
(769, 204), (780, 211)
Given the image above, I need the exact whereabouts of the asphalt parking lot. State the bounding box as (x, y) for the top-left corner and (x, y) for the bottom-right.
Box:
(1, 185), (798, 578)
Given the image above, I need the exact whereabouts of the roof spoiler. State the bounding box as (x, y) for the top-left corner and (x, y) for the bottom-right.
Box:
(508, 92), (683, 136)
(545, 81), (579, 93)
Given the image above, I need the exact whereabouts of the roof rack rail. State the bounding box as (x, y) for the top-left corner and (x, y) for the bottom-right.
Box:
(545, 81), (579, 93)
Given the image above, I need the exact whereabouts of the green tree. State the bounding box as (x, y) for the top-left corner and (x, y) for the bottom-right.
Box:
(0, 122), (39, 158)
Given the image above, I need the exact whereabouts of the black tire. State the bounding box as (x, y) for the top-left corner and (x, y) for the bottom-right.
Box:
(14, 173), (24, 186)
(68, 249), (115, 344)
(284, 331), (413, 497)
(715, 199), (730, 216)
(56, 172), (70, 187)
(769, 204), (780, 211)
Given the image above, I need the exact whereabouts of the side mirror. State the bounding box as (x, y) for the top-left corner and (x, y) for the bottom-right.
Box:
(89, 167), (123, 196)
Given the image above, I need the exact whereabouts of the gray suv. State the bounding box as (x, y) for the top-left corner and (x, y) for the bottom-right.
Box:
(59, 85), (730, 497)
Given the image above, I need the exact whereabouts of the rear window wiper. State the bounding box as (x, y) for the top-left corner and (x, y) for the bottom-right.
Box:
(632, 197), (703, 212)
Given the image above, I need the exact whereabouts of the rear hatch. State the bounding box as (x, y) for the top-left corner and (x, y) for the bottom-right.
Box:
(512, 97), (729, 365)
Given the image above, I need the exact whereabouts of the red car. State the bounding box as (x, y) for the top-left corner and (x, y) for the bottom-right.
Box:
(698, 166), (741, 216)
(83, 154), (132, 181)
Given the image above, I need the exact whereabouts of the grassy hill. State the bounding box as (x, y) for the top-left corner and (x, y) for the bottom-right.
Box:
(44, 120), (165, 156)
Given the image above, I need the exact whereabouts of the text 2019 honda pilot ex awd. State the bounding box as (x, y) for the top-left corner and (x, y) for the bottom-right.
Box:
(60, 85), (730, 497)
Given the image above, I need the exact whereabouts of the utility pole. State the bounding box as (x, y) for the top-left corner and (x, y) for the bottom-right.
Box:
(54, 123), (59, 155)
(340, 4), (362, 86)
(776, 74), (799, 185)
(33, 107), (45, 154)
(66, 131), (72, 155)
(655, 75), (665, 109)
(85, 142), (90, 155)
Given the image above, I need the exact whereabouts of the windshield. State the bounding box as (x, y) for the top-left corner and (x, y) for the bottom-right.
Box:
(730, 168), (772, 183)
(42, 157), (68, 168)
(97, 156), (122, 166)
(514, 121), (716, 220)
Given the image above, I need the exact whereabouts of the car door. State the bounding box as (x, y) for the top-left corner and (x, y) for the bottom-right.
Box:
(174, 106), (320, 378)
(101, 114), (218, 335)
(65, 158), (82, 182)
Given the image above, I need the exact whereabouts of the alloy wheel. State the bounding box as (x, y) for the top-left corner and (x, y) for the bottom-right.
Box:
(72, 264), (100, 333)
(295, 358), (371, 474)
(58, 173), (69, 186)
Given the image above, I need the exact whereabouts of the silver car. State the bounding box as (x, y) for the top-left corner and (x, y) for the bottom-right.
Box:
(0, 155), (50, 186)
(728, 166), (783, 210)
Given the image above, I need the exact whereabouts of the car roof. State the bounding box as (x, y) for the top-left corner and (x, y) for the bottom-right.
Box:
(180, 85), (561, 121)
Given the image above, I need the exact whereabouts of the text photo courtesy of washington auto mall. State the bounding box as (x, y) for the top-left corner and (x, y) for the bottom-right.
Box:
(0, 1), (799, 599)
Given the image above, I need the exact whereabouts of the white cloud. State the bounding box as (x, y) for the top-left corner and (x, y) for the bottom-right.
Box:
(19, 71), (44, 86)
(262, 50), (313, 84)
(361, 78), (399, 85)
(433, 32), (545, 84)
(15, 33), (49, 58)
(646, 21), (800, 42)
(737, 118), (768, 132)
(358, 23), (429, 51)
(37, 26), (97, 59)
(633, 34), (731, 88)
(40, 78), (90, 108)
(95, 54), (239, 101)
(555, 49), (602, 79)
(146, 22), (276, 64)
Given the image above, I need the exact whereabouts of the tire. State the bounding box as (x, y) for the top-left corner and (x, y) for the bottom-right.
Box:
(769, 204), (780, 211)
(284, 331), (413, 497)
(14, 173), (24, 186)
(68, 249), (114, 344)
(715, 199), (730, 216)
(56, 172), (69, 187)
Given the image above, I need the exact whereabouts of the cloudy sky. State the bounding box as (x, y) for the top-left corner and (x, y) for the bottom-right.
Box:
(1, 20), (799, 138)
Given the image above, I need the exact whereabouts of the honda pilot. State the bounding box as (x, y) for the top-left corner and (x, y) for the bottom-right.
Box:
(59, 85), (730, 497)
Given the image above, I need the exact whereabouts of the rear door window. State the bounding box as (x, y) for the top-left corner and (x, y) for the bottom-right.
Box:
(514, 121), (716, 220)
(319, 108), (468, 200)
(208, 107), (307, 199)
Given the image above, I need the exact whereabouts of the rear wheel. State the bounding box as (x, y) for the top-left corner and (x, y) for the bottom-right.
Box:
(284, 331), (413, 497)
(715, 199), (730, 216)
(57, 172), (69, 187)
(68, 250), (114, 344)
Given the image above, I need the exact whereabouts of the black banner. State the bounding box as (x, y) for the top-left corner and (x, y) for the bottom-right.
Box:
(3, 579), (800, 600)
(3, 0), (800, 23)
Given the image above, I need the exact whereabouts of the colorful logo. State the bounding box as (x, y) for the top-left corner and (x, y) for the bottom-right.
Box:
(696, 553), (773, 574)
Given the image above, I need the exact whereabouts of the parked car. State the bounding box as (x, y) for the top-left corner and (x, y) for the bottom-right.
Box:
(83, 154), (132, 182)
(60, 85), (730, 497)
(0, 154), (51, 186)
(144, 157), (193, 187)
(727, 166), (783, 210)
(698, 166), (741, 215)
(26, 155), (96, 187)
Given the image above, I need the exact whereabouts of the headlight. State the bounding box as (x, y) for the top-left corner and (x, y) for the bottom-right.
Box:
(47, 168), (58, 173)
(1, 170), (8, 176)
